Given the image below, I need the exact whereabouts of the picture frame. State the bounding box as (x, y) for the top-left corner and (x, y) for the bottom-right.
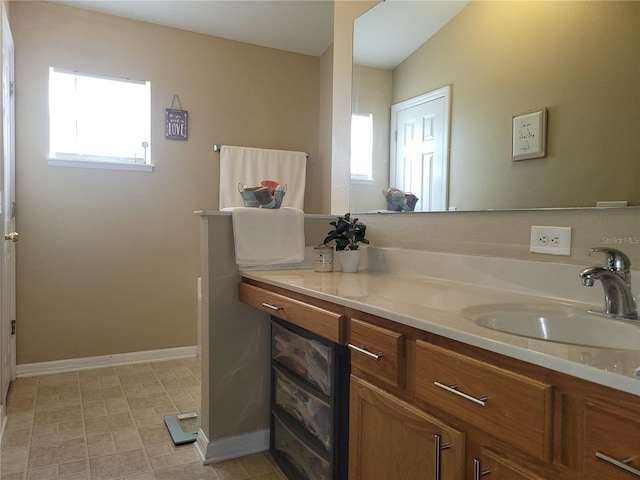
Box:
(512, 108), (547, 161)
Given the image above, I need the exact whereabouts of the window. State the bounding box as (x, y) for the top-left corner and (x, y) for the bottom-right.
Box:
(48, 68), (152, 171)
(350, 113), (373, 183)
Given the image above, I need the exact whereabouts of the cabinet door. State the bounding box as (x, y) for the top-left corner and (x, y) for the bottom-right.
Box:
(584, 401), (640, 479)
(349, 376), (464, 480)
(474, 449), (546, 480)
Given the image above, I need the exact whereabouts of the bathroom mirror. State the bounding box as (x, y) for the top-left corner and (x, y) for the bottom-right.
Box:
(350, 0), (640, 213)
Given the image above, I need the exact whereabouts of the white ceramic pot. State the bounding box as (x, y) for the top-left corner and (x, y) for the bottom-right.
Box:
(337, 249), (362, 273)
(313, 246), (334, 272)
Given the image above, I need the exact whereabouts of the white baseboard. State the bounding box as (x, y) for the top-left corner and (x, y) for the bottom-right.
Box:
(195, 428), (270, 464)
(15, 346), (198, 377)
(0, 404), (6, 448)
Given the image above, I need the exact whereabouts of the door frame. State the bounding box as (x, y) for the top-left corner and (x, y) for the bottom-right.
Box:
(0, 1), (15, 430)
(389, 85), (451, 211)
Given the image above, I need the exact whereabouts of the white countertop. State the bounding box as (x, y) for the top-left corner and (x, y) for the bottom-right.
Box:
(241, 268), (640, 396)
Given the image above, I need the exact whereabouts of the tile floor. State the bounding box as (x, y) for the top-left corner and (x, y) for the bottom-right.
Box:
(0, 358), (285, 480)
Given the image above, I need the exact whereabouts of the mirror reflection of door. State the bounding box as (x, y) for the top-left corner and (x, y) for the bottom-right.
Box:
(391, 86), (450, 212)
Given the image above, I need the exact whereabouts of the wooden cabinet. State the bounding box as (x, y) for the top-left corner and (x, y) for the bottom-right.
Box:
(349, 318), (405, 389)
(239, 279), (640, 480)
(583, 400), (640, 479)
(474, 449), (546, 480)
(349, 376), (465, 480)
(239, 282), (345, 343)
(414, 341), (553, 461)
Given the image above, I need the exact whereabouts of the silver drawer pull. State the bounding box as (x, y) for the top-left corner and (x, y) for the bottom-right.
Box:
(473, 459), (491, 479)
(596, 452), (640, 477)
(433, 382), (487, 407)
(348, 343), (384, 360)
(261, 302), (283, 311)
(434, 434), (451, 480)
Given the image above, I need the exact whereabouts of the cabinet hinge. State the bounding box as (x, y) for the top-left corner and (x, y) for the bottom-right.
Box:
(9, 81), (14, 97)
(11, 319), (15, 335)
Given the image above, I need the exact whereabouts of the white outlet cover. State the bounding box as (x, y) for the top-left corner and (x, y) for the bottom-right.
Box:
(530, 226), (571, 255)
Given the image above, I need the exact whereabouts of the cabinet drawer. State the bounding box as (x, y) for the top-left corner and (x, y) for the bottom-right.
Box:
(349, 318), (404, 389)
(273, 413), (330, 480)
(274, 366), (332, 451)
(273, 321), (333, 395)
(584, 400), (640, 479)
(239, 282), (345, 343)
(414, 341), (553, 461)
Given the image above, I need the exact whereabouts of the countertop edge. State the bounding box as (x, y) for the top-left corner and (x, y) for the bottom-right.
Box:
(241, 270), (640, 397)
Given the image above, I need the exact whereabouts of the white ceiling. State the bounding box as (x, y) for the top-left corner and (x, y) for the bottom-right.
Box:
(51, 0), (468, 68)
(353, 0), (469, 70)
(52, 0), (335, 56)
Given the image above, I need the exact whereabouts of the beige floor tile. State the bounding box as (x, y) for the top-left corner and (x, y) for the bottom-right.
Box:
(25, 464), (58, 479)
(88, 449), (151, 480)
(87, 432), (117, 458)
(238, 453), (278, 477)
(113, 429), (144, 452)
(2, 359), (284, 480)
(81, 387), (124, 403)
(1, 445), (29, 475)
(30, 425), (85, 447)
(211, 461), (249, 480)
(7, 398), (35, 414)
(148, 448), (199, 470)
(82, 401), (108, 419)
(58, 459), (89, 477)
(33, 405), (82, 427)
(153, 461), (219, 480)
(249, 473), (286, 480)
(5, 412), (35, 432)
(2, 471), (27, 480)
(137, 425), (171, 448)
(2, 429), (30, 448)
(27, 437), (86, 469)
(84, 413), (135, 436)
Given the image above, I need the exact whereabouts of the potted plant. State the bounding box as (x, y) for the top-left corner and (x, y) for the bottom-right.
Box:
(322, 213), (369, 272)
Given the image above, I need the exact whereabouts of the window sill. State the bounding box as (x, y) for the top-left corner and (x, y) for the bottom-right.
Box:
(47, 157), (154, 172)
(350, 177), (375, 186)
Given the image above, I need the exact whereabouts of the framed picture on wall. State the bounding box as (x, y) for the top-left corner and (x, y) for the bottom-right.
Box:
(512, 108), (547, 161)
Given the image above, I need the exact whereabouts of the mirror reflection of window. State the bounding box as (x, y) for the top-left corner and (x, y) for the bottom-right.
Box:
(350, 113), (374, 183)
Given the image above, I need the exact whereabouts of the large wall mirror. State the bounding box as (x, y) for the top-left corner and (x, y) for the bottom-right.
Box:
(350, 0), (640, 213)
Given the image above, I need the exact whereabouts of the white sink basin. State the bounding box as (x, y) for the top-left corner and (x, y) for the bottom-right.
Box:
(462, 303), (640, 350)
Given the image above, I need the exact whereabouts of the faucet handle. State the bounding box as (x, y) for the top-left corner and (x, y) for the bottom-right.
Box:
(589, 247), (631, 272)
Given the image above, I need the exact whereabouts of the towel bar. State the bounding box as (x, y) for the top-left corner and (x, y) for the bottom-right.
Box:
(213, 144), (308, 158)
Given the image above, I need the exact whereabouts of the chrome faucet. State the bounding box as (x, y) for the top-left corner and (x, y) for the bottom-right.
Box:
(579, 247), (638, 321)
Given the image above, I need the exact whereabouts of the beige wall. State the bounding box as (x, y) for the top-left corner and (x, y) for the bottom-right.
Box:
(11, 1), (322, 364)
(393, 1), (640, 210)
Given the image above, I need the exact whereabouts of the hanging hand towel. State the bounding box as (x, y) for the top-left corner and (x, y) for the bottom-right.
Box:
(219, 146), (307, 210)
(231, 207), (305, 266)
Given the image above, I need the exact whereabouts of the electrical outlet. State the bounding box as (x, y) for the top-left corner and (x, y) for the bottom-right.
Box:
(530, 226), (571, 255)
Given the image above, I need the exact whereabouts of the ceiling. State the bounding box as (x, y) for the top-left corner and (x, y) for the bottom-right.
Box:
(353, 0), (469, 70)
(52, 0), (468, 69)
(52, 0), (335, 56)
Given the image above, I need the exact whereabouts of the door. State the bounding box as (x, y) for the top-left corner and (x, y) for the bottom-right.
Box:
(390, 86), (450, 212)
(349, 376), (464, 480)
(1, 3), (16, 410)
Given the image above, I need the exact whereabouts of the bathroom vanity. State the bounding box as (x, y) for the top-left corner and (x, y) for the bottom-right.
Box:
(239, 262), (640, 480)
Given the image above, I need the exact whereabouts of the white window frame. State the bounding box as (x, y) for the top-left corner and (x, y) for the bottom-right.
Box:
(47, 67), (153, 172)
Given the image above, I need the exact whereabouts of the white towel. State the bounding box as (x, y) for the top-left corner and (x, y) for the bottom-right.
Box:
(219, 146), (307, 210)
(231, 207), (305, 266)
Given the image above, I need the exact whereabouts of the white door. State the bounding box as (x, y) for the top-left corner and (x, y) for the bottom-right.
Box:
(390, 86), (450, 212)
(1, 4), (16, 411)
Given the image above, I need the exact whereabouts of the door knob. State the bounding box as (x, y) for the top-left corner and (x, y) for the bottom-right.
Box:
(4, 232), (19, 242)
